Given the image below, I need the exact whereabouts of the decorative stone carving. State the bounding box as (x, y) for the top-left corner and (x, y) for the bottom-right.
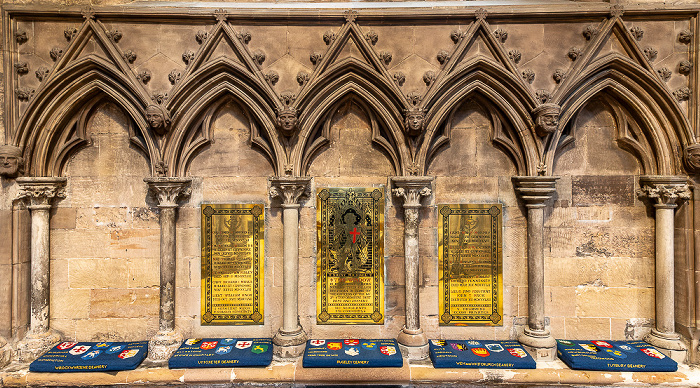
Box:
(64, 27), (78, 41)
(15, 62), (29, 75)
(436, 50), (450, 65)
(81, 7), (95, 20)
(678, 29), (693, 44)
(151, 93), (168, 105)
(379, 51), (392, 65)
(35, 67), (50, 82)
(365, 31), (378, 45)
(214, 9), (227, 23)
(582, 25), (598, 40)
(532, 103), (560, 137)
(269, 178), (310, 206)
(609, 4), (624, 18)
(493, 28), (508, 43)
(638, 181), (692, 206)
(552, 69), (566, 84)
(344, 10), (358, 23)
(265, 71), (279, 86)
(50, 48), (63, 61)
(146, 104), (172, 136)
(237, 30), (251, 44)
(137, 70), (152, 84)
(508, 50), (521, 64)
(393, 72), (406, 86)
(155, 161), (168, 177)
(422, 71), (436, 86)
(657, 68), (672, 82)
(296, 71), (310, 86)
(0, 145), (25, 179)
(674, 87), (691, 102)
(123, 50), (137, 63)
(252, 50), (266, 66)
(182, 50), (195, 65)
(310, 52), (323, 65)
(643, 47), (657, 62)
(522, 69), (535, 84)
(450, 30), (465, 44)
(679, 60), (693, 75)
(630, 26), (644, 41)
(146, 177), (191, 207)
(684, 144), (700, 174)
(15, 29), (28, 44)
(403, 93), (425, 137)
(16, 87), (34, 101)
(475, 8), (488, 21)
(107, 30), (122, 43)
(535, 90), (551, 104)
(276, 92), (298, 137)
(195, 30), (208, 44)
(323, 30), (336, 45)
(168, 70), (181, 85)
(568, 47), (582, 61)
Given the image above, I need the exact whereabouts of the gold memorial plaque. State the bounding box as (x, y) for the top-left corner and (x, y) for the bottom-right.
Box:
(439, 204), (503, 326)
(316, 187), (385, 325)
(201, 204), (264, 325)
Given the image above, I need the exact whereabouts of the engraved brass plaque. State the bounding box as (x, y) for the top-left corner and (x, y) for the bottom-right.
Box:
(439, 204), (503, 326)
(201, 204), (264, 325)
(316, 187), (385, 325)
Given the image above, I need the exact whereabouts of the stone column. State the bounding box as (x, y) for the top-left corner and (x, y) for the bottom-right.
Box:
(269, 176), (312, 358)
(512, 176), (558, 361)
(391, 176), (433, 361)
(15, 177), (67, 362)
(144, 177), (191, 362)
(638, 176), (690, 361)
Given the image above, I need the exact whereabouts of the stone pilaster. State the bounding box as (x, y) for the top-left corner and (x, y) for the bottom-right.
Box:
(512, 176), (558, 361)
(269, 176), (312, 359)
(14, 177), (67, 362)
(391, 176), (433, 361)
(144, 177), (191, 362)
(638, 175), (691, 362)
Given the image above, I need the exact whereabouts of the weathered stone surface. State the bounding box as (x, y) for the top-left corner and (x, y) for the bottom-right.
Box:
(572, 175), (635, 207)
(89, 288), (159, 318)
(575, 287), (654, 319)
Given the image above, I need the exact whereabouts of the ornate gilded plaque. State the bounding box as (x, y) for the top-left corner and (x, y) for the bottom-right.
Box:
(316, 187), (385, 325)
(201, 204), (264, 325)
(439, 204), (503, 326)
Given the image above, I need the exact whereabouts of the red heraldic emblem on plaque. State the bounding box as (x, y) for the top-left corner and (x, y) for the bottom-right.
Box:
(327, 342), (343, 350)
(472, 348), (490, 357)
(69, 345), (91, 355)
(200, 341), (218, 350)
(235, 341), (252, 349)
(508, 348), (527, 358)
(310, 340), (326, 346)
(593, 341), (612, 348)
(344, 339), (359, 345)
(57, 342), (78, 350)
(118, 349), (139, 359)
(380, 346), (397, 356)
(641, 348), (665, 359)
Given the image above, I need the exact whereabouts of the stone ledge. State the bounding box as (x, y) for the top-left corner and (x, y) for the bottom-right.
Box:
(1, 361), (699, 386)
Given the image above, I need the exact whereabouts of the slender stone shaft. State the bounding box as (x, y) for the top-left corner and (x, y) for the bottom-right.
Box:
(403, 205), (421, 332)
(159, 206), (177, 332)
(282, 204), (300, 333)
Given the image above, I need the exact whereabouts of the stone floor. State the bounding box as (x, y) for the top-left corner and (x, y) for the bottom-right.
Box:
(2, 359), (700, 387)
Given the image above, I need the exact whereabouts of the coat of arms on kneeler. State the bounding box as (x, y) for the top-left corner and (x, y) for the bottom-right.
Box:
(168, 338), (273, 368)
(303, 339), (403, 367)
(30, 341), (148, 372)
(556, 339), (678, 372)
(429, 340), (535, 369)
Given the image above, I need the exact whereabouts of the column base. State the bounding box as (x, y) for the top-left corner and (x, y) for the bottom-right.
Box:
(15, 329), (62, 363)
(645, 329), (688, 363)
(273, 327), (307, 359)
(518, 328), (556, 361)
(0, 336), (12, 368)
(147, 330), (183, 363)
(397, 326), (428, 360)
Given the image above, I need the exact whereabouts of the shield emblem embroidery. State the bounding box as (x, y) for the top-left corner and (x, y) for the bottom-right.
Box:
(235, 341), (252, 349)
(215, 346), (232, 355)
(200, 341), (218, 350)
(81, 350), (101, 360)
(641, 348), (665, 359)
(57, 342), (78, 350)
(361, 342), (376, 349)
(507, 348), (527, 358)
(472, 348), (490, 357)
(485, 343), (504, 352)
(185, 338), (201, 346)
(94, 342), (112, 348)
(310, 340), (326, 347)
(251, 344), (268, 354)
(344, 339), (359, 345)
(118, 349), (139, 359)
(220, 338), (236, 345)
(466, 340), (481, 347)
(431, 340), (446, 347)
(580, 344), (599, 352)
(345, 347), (360, 356)
(617, 344), (636, 353)
(69, 345), (91, 355)
(557, 340), (575, 347)
(450, 343), (466, 351)
(327, 342), (342, 350)
(106, 345), (125, 354)
(593, 341), (612, 348)
(380, 346), (396, 356)
(605, 349), (627, 359)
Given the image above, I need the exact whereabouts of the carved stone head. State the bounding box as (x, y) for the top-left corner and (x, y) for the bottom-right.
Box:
(684, 144), (700, 174)
(146, 104), (171, 135)
(532, 103), (560, 137)
(403, 108), (425, 137)
(0, 145), (24, 178)
(276, 108), (298, 137)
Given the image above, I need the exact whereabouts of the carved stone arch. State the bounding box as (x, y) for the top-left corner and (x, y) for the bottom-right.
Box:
(552, 57), (692, 175)
(418, 60), (538, 176)
(164, 59), (283, 176)
(13, 58), (155, 176)
(293, 69), (408, 175)
(299, 95), (400, 176)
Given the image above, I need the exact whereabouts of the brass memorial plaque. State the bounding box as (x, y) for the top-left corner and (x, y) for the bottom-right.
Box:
(439, 204), (503, 326)
(201, 204), (264, 325)
(316, 187), (385, 324)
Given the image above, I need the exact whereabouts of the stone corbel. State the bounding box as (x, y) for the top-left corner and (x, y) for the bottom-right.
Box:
(144, 177), (192, 362)
(269, 176), (312, 358)
(391, 176), (433, 360)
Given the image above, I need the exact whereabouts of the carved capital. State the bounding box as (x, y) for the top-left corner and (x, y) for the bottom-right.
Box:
(144, 177), (192, 208)
(391, 176), (433, 208)
(16, 177), (67, 208)
(638, 176), (690, 208)
(269, 176), (312, 207)
(512, 176), (558, 208)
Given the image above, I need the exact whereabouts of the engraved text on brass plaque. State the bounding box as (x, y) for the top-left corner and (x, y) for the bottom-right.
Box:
(201, 204), (264, 325)
(439, 204), (503, 326)
(317, 188), (384, 324)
